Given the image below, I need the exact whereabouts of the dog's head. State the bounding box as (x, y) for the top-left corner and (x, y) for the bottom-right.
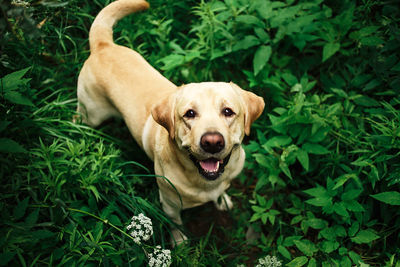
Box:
(151, 82), (264, 181)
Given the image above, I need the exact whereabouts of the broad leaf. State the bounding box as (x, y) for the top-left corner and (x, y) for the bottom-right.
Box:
(0, 138), (27, 153)
(278, 245), (291, 259)
(293, 239), (318, 256)
(371, 191), (400, 205)
(297, 149), (309, 171)
(253, 45), (272, 75)
(0, 67), (31, 91)
(302, 143), (330, 155)
(322, 42), (340, 62)
(351, 229), (379, 244)
(287, 256), (308, 267)
(4, 91), (34, 106)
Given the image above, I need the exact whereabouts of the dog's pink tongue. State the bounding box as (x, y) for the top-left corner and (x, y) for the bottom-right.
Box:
(200, 159), (219, 172)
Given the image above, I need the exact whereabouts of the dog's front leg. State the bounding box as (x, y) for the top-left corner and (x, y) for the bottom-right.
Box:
(159, 192), (187, 246)
(214, 191), (234, 211)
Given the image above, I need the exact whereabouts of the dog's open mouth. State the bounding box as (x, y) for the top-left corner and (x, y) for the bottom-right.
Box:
(189, 153), (232, 181)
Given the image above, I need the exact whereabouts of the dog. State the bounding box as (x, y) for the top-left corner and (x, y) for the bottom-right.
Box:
(76, 0), (265, 244)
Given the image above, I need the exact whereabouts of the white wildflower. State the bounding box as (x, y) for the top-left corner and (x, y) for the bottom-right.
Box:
(255, 255), (282, 267)
(148, 245), (172, 267)
(126, 213), (153, 245)
(11, 0), (30, 7)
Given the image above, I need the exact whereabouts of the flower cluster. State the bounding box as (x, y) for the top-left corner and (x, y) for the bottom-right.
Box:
(11, 0), (30, 7)
(126, 213), (153, 245)
(255, 255), (282, 267)
(148, 245), (172, 267)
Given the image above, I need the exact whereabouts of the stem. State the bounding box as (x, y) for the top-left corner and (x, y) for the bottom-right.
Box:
(67, 207), (134, 241)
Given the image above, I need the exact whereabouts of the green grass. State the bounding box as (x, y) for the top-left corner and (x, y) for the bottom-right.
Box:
(1, 0), (400, 266)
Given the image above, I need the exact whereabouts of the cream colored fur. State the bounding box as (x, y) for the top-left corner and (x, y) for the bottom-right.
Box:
(76, 0), (265, 245)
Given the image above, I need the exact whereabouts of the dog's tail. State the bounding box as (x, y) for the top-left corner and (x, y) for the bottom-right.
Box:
(89, 0), (149, 52)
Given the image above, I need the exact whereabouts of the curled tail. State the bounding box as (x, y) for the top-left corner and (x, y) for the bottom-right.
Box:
(89, 0), (149, 52)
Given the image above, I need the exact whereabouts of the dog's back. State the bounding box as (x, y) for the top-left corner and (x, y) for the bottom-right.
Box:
(77, 0), (176, 145)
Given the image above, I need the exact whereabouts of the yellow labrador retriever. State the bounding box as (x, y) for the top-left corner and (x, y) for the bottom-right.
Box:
(77, 0), (265, 244)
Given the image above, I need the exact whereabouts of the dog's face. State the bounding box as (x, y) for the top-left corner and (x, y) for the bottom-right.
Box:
(152, 82), (264, 180)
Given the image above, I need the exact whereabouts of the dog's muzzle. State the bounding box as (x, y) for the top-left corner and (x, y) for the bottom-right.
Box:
(189, 152), (232, 181)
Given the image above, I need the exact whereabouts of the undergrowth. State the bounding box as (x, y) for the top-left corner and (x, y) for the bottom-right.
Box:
(1, 0), (399, 266)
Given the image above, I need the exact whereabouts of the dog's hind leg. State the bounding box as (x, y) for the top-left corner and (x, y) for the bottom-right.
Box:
(75, 72), (120, 127)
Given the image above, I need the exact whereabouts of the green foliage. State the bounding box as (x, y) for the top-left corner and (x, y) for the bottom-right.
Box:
(1, 0), (400, 265)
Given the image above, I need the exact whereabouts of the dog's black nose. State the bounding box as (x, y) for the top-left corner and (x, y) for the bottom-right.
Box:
(200, 132), (225, 154)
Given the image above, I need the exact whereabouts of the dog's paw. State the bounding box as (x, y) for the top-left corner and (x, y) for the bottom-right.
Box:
(171, 229), (188, 247)
(214, 193), (234, 211)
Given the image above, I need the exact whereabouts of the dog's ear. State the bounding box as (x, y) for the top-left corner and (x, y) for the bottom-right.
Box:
(230, 82), (265, 136)
(151, 95), (175, 139)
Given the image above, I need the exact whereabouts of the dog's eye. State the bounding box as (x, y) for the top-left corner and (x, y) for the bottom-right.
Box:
(222, 107), (235, 117)
(184, 109), (197, 118)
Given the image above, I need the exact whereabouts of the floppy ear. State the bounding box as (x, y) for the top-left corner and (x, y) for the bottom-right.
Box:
(151, 95), (175, 139)
(230, 82), (265, 136)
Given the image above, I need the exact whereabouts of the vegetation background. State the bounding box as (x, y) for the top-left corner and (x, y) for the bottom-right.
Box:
(1, 0), (399, 266)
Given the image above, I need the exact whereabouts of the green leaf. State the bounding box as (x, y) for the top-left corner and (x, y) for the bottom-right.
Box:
(0, 67), (31, 91)
(297, 149), (309, 171)
(333, 202), (349, 218)
(331, 88), (348, 98)
(236, 15), (265, 28)
(232, 35), (260, 51)
(306, 197), (332, 207)
(333, 174), (357, 190)
(321, 240), (339, 253)
(306, 218), (328, 229)
(345, 200), (365, 212)
(253, 45), (272, 75)
(278, 245), (291, 260)
(108, 215), (122, 227)
(279, 161), (292, 179)
(293, 239), (318, 257)
(285, 207), (301, 215)
(371, 191), (400, 205)
(360, 36), (384, 46)
(253, 153), (272, 168)
(341, 189), (363, 201)
(158, 54), (185, 70)
(353, 95), (380, 107)
(304, 186), (327, 197)
(287, 256), (308, 267)
(291, 215), (304, 225)
(0, 138), (27, 153)
(282, 73), (298, 86)
(322, 42), (340, 62)
(308, 258), (317, 267)
(319, 227), (336, 241)
(13, 197), (30, 220)
(264, 135), (292, 148)
(254, 28), (270, 43)
(88, 185), (101, 201)
(348, 221), (359, 237)
(302, 143), (330, 155)
(4, 91), (34, 106)
(351, 229), (379, 244)
(255, 176), (268, 191)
